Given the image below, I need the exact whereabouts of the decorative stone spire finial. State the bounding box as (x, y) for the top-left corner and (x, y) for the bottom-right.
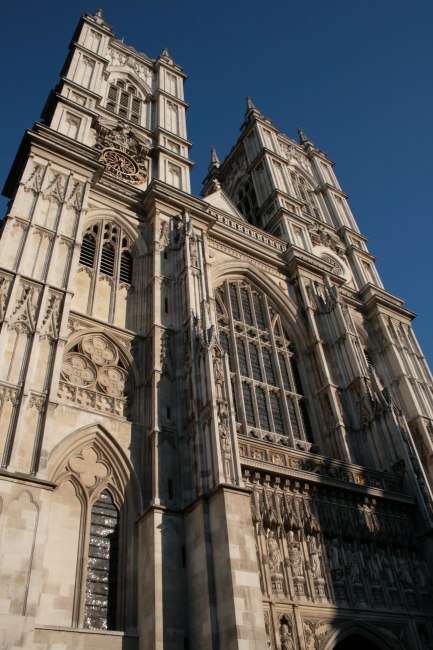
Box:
(210, 147), (220, 166)
(297, 126), (315, 148)
(93, 8), (104, 23)
(246, 96), (256, 111)
(160, 46), (170, 58)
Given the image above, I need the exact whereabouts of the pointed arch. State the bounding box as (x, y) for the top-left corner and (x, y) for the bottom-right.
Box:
(47, 422), (141, 516)
(82, 209), (148, 257)
(212, 268), (316, 447)
(322, 622), (397, 650)
(45, 424), (140, 631)
(105, 69), (151, 98)
(211, 259), (308, 348)
(64, 327), (139, 387)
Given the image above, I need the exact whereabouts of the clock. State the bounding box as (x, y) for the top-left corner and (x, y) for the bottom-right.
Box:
(95, 141), (148, 184)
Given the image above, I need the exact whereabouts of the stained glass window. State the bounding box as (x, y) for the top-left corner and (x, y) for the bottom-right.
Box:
(84, 490), (119, 630)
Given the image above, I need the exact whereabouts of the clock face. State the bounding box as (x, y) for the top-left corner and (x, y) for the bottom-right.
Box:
(96, 142), (148, 184)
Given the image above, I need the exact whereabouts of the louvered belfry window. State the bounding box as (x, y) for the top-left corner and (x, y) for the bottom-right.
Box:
(78, 220), (134, 285)
(79, 234), (96, 268)
(235, 177), (259, 224)
(106, 79), (142, 124)
(84, 490), (119, 630)
(289, 171), (320, 219)
(215, 279), (313, 445)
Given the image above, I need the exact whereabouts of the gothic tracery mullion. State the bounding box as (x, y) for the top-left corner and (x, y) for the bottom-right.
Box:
(270, 329), (295, 446)
(109, 224), (123, 324)
(224, 280), (248, 430)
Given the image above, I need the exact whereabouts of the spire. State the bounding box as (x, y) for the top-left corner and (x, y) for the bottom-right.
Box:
(210, 147), (220, 166)
(93, 8), (105, 24)
(297, 126), (315, 148)
(208, 146), (221, 173)
(244, 96), (262, 121)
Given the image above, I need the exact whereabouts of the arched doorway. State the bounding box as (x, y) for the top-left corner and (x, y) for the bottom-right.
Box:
(333, 634), (383, 650)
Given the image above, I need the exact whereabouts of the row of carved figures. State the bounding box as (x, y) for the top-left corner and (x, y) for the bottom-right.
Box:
(260, 524), (430, 608)
(247, 473), (415, 545)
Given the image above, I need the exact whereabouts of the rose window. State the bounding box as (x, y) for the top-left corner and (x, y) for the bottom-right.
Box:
(59, 334), (132, 418)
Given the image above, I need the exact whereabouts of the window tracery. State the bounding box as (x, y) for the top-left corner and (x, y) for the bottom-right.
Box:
(215, 280), (313, 446)
(79, 221), (133, 284)
(75, 220), (134, 325)
(58, 333), (132, 418)
(235, 178), (259, 224)
(289, 171), (320, 219)
(106, 79), (142, 124)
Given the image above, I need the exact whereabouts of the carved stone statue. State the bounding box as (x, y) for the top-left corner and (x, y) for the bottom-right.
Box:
(327, 538), (343, 581)
(362, 544), (380, 584)
(395, 549), (413, 588)
(379, 549), (395, 588)
(267, 530), (282, 573)
(287, 531), (303, 577)
(411, 552), (427, 589)
(307, 535), (322, 579)
(280, 624), (295, 650)
(345, 543), (361, 585)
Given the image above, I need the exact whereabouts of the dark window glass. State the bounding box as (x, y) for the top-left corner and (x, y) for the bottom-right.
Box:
(84, 490), (119, 630)
(236, 339), (248, 377)
(252, 293), (266, 330)
(230, 284), (240, 320)
(278, 354), (291, 391)
(100, 243), (115, 276)
(262, 348), (276, 385)
(242, 383), (256, 426)
(80, 234), (96, 268)
(289, 355), (303, 395)
(270, 392), (284, 435)
(299, 400), (314, 443)
(240, 288), (253, 325)
(287, 397), (300, 439)
(256, 387), (270, 431)
(230, 379), (239, 421)
(249, 344), (262, 382)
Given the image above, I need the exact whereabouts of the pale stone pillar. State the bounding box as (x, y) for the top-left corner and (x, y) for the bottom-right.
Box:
(186, 485), (267, 649)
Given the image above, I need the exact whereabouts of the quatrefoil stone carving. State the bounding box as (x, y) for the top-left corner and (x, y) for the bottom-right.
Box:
(70, 447), (108, 487)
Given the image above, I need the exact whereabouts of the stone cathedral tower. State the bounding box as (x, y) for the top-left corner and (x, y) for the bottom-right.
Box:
(0, 8), (432, 650)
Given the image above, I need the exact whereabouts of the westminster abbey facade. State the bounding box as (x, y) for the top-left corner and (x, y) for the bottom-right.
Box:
(0, 9), (432, 650)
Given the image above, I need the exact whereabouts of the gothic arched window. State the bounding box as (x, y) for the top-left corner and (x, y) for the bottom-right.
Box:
(79, 221), (133, 283)
(215, 280), (313, 446)
(289, 171), (320, 220)
(235, 178), (259, 224)
(75, 220), (134, 325)
(84, 490), (119, 630)
(106, 79), (142, 124)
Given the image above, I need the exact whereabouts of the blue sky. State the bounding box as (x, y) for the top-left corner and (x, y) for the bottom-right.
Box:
(1, 0), (432, 366)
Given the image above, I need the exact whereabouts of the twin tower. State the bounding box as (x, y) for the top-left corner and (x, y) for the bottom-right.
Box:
(0, 9), (432, 650)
